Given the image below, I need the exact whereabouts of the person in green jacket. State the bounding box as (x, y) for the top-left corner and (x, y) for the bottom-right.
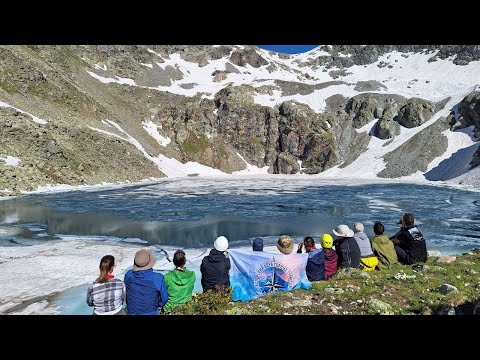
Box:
(371, 222), (399, 270)
(163, 250), (196, 312)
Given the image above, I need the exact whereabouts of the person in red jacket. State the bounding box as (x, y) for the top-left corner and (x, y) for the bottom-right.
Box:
(320, 234), (337, 280)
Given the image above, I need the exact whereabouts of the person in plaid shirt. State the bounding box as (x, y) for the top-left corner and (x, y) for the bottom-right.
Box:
(86, 255), (126, 315)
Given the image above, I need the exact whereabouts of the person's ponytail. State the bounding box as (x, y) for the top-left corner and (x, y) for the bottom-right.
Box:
(96, 255), (115, 283)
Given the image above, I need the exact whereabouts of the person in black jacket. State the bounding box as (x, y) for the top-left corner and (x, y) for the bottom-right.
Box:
(390, 213), (428, 265)
(297, 236), (325, 281)
(333, 224), (361, 269)
(200, 236), (231, 292)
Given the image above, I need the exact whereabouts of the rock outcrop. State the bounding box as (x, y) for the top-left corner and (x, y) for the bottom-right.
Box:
(395, 98), (435, 128)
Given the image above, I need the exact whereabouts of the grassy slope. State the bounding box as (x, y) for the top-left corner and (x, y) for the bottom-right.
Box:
(171, 252), (480, 315)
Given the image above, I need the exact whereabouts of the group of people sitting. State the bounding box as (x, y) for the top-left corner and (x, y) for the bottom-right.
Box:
(86, 212), (428, 315)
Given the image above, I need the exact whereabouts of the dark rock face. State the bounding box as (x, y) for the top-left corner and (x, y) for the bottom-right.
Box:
(381, 103), (401, 121)
(229, 48), (268, 68)
(275, 151), (300, 174)
(302, 133), (340, 173)
(347, 95), (382, 128)
(149, 45), (234, 66)
(214, 86), (275, 169)
(135, 64), (184, 87)
(375, 118), (400, 139)
(456, 91), (480, 169)
(300, 45), (480, 68)
(395, 98), (435, 128)
(276, 102), (339, 174)
(325, 94), (347, 113)
(471, 148), (480, 169)
(354, 80), (388, 92)
(333, 117), (370, 168)
(430, 45), (480, 65)
(275, 80), (315, 96)
(459, 91), (480, 136)
(378, 117), (450, 178)
(209, 93), (342, 175)
(346, 93), (407, 129)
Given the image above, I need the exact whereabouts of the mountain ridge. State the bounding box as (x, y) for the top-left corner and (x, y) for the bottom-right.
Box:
(1, 45), (479, 195)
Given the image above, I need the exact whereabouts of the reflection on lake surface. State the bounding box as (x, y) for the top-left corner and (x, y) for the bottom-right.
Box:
(1, 177), (479, 254)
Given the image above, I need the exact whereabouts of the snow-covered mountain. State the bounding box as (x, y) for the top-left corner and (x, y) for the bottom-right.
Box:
(1, 45), (479, 194)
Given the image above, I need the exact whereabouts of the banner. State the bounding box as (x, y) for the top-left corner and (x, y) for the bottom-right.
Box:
(229, 249), (311, 302)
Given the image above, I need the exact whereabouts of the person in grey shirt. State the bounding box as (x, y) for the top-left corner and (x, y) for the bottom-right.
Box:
(353, 223), (378, 271)
(353, 223), (375, 257)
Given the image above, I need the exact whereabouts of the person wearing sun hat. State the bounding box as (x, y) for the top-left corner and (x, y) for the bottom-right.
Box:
(124, 248), (169, 315)
(333, 224), (361, 269)
(200, 236), (231, 292)
(277, 235), (294, 255)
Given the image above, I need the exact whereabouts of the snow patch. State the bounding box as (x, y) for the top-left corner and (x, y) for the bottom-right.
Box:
(339, 51), (480, 101)
(0, 100), (47, 124)
(0, 241), (137, 314)
(87, 119), (225, 178)
(253, 84), (359, 113)
(232, 153), (270, 175)
(147, 48), (163, 58)
(11, 300), (58, 315)
(87, 71), (136, 86)
(424, 126), (480, 180)
(94, 64), (107, 71)
(142, 120), (171, 146)
(0, 240), (210, 314)
(0, 156), (21, 166)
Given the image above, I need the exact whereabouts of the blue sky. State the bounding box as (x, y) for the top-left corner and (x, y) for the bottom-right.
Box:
(257, 45), (317, 54)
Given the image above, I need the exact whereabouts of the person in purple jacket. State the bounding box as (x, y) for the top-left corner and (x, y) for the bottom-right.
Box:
(124, 249), (168, 315)
(320, 234), (338, 279)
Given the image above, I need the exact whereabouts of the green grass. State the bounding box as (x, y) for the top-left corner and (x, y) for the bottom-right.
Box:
(170, 253), (480, 315)
(179, 132), (210, 157)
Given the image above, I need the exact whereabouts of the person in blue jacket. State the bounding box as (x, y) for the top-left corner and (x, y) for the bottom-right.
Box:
(124, 249), (168, 315)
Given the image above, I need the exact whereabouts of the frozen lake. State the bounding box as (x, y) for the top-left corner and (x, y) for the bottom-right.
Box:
(1, 176), (479, 314)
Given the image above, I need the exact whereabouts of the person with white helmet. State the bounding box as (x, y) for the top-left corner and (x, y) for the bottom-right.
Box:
(200, 236), (231, 292)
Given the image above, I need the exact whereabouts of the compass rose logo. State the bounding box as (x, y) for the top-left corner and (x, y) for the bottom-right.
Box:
(254, 259), (293, 294)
